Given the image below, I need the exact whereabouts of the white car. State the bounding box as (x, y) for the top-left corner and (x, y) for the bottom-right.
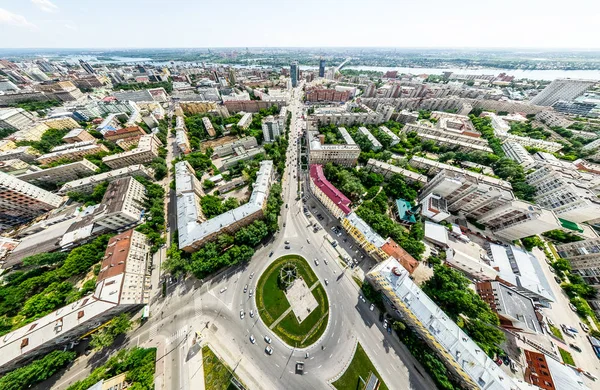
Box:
(265, 346), (273, 355)
(383, 319), (388, 329)
(324, 279), (329, 286)
(240, 310), (245, 319)
(220, 287), (228, 293)
(569, 303), (577, 312)
(324, 259), (328, 265)
(359, 295), (366, 303)
(369, 303), (374, 311)
(580, 322), (590, 332)
(250, 310), (254, 318)
(314, 259), (319, 266)
(583, 371), (598, 381)
(249, 335), (256, 344)
(264, 335), (272, 344)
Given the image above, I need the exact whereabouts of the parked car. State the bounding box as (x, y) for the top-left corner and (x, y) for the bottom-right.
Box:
(250, 310), (254, 318)
(570, 343), (582, 352)
(240, 310), (245, 319)
(220, 287), (228, 293)
(383, 319), (388, 330)
(583, 371), (598, 381)
(285, 240), (290, 244)
(314, 259), (319, 266)
(249, 289), (254, 297)
(369, 303), (375, 311)
(569, 303), (578, 312)
(249, 335), (256, 344)
(324, 259), (328, 265)
(249, 272), (255, 279)
(554, 276), (562, 284)
(243, 285), (248, 293)
(580, 323), (590, 332)
(324, 279), (329, 286)
(285, 245), (291, 249)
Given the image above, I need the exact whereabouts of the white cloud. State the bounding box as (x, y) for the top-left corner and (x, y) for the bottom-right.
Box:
(0, 8), (38, 29)
(31, 0), (58, 13)
(64, 24), (76, 30)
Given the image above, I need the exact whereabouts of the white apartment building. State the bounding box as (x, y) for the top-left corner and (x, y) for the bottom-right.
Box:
(202, 116), (216, 137)
(419, 169), (514, 219)
(375, 103), (394, 121)
(308, 130), (361, 167)
(501, 141), (537, 170)
(364, 158), (428, 184)
(58, 164), (154, 195)
(220, 147), (265, 169)
(36, 142), (109, 165)
(102, 134), (162, 169)
(419, 193), (451, 222)
(175, 129), (191, 154)
(261, 115), (281, 143)
(177, 160), (274, 252)
(0, 171), (64, 231)
(476, 199), (561, 240)
(0, 108), (36, 131)
(527, 165), (600, 223)
(536, 110), (574, 128)
(93, 177), (146, 231)
(556, 239), (600, 287)
(16, 159), (99, 186)
(358, 127), (382, 150)
(237, 112), (252, 130)
(337, 127), (356, 145)
(378, 126), (400, 146)
(498, 132), (563, 153)
(0, 229), (150, 374)
(530, 79), (596, 106)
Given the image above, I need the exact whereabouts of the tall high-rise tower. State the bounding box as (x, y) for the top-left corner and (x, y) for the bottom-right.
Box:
(79, 59), (96, 75)
(290, 61), (299, 87)
(318, 59), (326, 78)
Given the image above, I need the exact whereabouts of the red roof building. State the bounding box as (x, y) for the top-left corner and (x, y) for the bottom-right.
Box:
(309, 164), (351, 218)
(381, 239), (419, 274)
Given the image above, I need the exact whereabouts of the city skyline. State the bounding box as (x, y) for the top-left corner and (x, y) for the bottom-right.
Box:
(0, 0), (599, 49)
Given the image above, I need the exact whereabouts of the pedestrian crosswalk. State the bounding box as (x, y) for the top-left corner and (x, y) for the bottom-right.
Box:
(165, 326), (189, 344)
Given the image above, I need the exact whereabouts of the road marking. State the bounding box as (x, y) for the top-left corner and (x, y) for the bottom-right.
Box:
(275, 364), (280, 368)
(337, 337), (340, 344)
(318, 365), (322, 369)
(373, 350), (378, 356)
(392, 366), (398, 372)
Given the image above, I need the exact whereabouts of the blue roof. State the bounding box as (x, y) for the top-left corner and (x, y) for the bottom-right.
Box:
(395, 199), (417, 224)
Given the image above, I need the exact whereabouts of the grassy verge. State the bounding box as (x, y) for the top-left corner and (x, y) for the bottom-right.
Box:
(202, 345), (245, 390)
(548, 324), (564, 341)
(333, 343), (389, 390)
(559, 347), (575, 366)
(256, 255), (328, 347)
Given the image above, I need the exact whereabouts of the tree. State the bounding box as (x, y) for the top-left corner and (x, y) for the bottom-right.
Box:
(0, 350), (75, 390)
(203, 179), (216, 190)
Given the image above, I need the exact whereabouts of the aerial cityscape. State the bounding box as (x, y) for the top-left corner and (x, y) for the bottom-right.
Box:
(2, 1), (600, 390)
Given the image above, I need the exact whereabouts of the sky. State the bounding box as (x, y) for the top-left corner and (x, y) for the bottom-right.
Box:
(0, 0), (599, 49)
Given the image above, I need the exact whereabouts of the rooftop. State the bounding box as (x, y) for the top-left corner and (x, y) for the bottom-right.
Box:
(395, 199), (418, 224)
(309, 164), (351, 215)
(345, 212), (386, 248)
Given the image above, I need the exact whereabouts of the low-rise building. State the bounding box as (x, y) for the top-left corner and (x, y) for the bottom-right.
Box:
(216, 177), (246, 194)
(536, 110), (574, 128)
(16, 159), (99, 186)
(523, 350), (588, 390)
(0, 140), (16, 152)
(0, 107), (36, 131)
(175, 129), (191, 154)
(357, 127), (382, 150)
(93, 177), (146, 231)
(367, 258), (526, 390)
(237, 112), (253, 130)
(102, 134), (162, 169)
(378, 126), (400, 146)
(212, 136), (258, 158)
(0, 229), (151, 374)
(309, 164), (351, 219)
(36, 142), (109, 165)
(365, 159), (428, 184)
(103, 125), (146, 142)
(202, 117), (216, 137)
(9, 123), (50, 143)
(62, 128), (96, 144)
(0, 146), (39, 163)
(58, 164), (154, 195)
(177, 160), (274, 252)
(337, 127), (355, 145)
(41, 117), (80, 130)
(419, 193), (451, 222)
(220, 147), (265, 169)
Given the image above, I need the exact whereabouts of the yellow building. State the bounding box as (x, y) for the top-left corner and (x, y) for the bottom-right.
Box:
(42, 117), (80, 130)
(0, 140), (16, 152)
(342, 212), (389, 261)
(179, 101), (219, 115)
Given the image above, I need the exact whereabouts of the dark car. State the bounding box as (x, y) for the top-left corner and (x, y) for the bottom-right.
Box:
(554, 276), (561, 284)
(285, 245), (290, 249)
(269, 251), (274, 257)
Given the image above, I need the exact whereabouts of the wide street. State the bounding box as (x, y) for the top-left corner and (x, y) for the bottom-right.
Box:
(49, 83), (435, 390)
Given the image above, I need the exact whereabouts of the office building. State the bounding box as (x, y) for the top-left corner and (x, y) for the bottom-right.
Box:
(261, 115), (282, 143)
(365, 159), (428, 184)
(290, 61), (299, 87)
(237, 112), (253, 130)
(62, 128), (96, 144)
(308, 130), (361, 167)
(177, 160), (274, 252)
(202, 117), (216, 137)
(358, 127), (382, 150)
(212, 136), (258, 158)
(58, 165), (154, 195)
(476, 199), (561, 240)
(309, 164), (351, 219)
(16, 159), (99, 187)
(502, 141), (537, 170)
(318, 59), (325, 78)
(0, 229), (150, 374)
(0, 171), (63, 231)
(530, 79), (596, 106)
(103, 134), (162, 169)
(0, 108), (36, 131)
(93, 177), (146, 231)
(527, 165), (600, 223)
(367, 258), (526, 390)
(36, 142), (109, 165)
(556, 238), (600, 287)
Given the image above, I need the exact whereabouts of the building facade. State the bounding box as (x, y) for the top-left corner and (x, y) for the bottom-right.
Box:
(308, 164), (351, 219)
(102, 134), (162, 169)
(530, 79), (596, 106)
(93, 177), (146, 231)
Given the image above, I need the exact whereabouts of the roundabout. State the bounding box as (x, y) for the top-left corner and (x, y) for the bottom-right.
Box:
(255, 255), (330, 348)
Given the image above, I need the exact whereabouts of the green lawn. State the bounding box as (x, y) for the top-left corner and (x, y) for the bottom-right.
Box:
(256, 255), (329, 347)
(559, 347), (575, 366)
(202, 346), (245, 390)
(333, 343), (389, 390)
(548, 324), (564, 341)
